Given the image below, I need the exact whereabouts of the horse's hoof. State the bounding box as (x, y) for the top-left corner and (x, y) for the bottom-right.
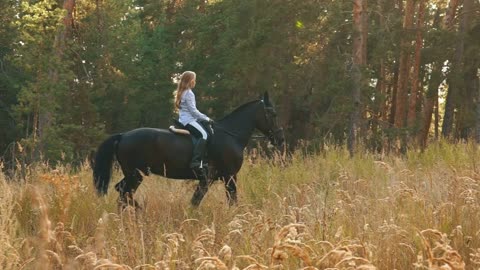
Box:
(117, 198), (142, 211)
(190, 199), (201, 207)
(133, 200), (142, 211)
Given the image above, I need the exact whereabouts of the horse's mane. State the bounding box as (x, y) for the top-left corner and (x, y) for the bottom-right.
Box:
(218, 100), (262, 121)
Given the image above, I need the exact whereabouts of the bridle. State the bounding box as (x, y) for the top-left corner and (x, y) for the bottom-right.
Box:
(210, 101), (284, 146)
(263, 106), (284, 146)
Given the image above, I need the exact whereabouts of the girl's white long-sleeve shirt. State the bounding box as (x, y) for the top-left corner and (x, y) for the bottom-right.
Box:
(178, 89), (210, 126)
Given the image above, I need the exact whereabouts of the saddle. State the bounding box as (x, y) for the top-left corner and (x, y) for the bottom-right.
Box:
(169, 120), (190, 135)
(169, 119), (214, 137)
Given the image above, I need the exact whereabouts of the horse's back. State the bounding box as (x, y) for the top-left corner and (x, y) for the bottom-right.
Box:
(117, 127), (194, 177)
(122, 127), (170, 139)
(121, 127), (190, 145)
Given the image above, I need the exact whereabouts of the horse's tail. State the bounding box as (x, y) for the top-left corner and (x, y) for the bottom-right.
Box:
(93, 134), (122, 196)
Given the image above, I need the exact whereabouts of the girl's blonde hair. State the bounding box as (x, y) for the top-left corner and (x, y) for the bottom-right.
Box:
(174, 71), (196, 109)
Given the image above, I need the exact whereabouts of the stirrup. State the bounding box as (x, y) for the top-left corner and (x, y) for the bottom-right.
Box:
(191, 160), (209, 169)
(199, 160), (206, 168)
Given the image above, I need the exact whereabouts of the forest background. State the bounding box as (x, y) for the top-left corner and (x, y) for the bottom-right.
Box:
(1, 1), (480, 269)
(0, 0), (479, 167)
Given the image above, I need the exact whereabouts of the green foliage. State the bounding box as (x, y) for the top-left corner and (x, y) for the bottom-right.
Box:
(0, 0), (480, 163)
(0, 1), (22, 152)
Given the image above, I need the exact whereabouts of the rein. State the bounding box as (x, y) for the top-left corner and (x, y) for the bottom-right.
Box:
(213, 123), (265, 140)
(211, 101), (284, 145)
(213, 123), (283, 144)
(212, 123), (240, 137)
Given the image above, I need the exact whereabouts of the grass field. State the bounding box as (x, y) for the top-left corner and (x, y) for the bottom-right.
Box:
(1, 142), (479, 269)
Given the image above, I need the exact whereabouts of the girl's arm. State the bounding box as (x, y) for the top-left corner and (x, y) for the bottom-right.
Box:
(184, 91), (210, 121)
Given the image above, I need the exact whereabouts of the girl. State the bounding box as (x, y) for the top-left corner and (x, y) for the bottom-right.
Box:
(174, 71), (212, 172)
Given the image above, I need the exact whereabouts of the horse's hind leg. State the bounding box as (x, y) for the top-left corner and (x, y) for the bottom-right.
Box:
(224, 175), (238, 206)
(115, 169), (143, 209)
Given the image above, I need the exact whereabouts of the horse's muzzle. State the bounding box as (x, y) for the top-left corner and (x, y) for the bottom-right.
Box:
(269, 128), (285, 147)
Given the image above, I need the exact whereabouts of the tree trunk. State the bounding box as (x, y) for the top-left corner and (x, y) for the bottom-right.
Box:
(198, 0), (207, 13)
(475, 68), (480, 143)
(443, 0), (460, 30)
(392, 0), (415, 153)
(37, 0), (76, 154)
(407, 0), (425, 129)
(417, 4), (443, 148)
(349, 0), (367, 157)
(469, 63), (480, 142)
(166, 0), (177, 23)
(393, 0), (415, 129)
(389, 63), (399, 126)
(376, 0), (387, 123)
(456, 0), (477, 140)
(435, 95), (439, 139)
(442, 0), (468, 139)
(419, 63), (442, 148)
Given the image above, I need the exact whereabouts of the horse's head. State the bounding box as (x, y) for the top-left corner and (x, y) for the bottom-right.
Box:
(256, 92), (285, 148)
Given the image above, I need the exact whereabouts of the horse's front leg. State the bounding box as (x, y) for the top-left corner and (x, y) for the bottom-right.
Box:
(191, 177), (209, 206)
(224, 175), (237, 206)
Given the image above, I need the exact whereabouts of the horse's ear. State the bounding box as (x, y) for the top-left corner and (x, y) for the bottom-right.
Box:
(263, 91), (270, 105)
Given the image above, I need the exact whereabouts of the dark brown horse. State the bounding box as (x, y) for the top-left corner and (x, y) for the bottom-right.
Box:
(93, 92), (284, 207)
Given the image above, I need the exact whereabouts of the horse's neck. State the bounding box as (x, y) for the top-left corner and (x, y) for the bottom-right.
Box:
(217, 103), (259, 148)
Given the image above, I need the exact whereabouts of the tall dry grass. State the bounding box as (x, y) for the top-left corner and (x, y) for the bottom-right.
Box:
(1, 142), (480, 269)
